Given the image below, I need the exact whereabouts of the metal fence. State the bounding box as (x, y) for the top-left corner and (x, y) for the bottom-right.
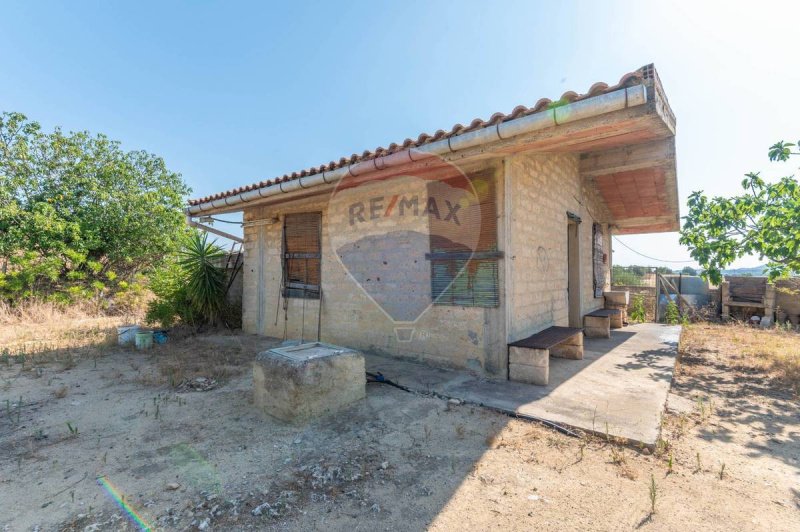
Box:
(612, 265), (715, 322)
(611, 265), (662, 287)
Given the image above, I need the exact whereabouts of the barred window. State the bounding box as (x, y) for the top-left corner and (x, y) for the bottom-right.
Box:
(283, 212), (321, 299)
(428, 171), (500, 307)
(592, 222), (604, 298)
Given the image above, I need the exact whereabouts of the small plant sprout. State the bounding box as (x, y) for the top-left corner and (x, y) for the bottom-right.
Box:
(649, 474), (658, 515)
(696, 396), (706, 419)
(719, 462), (726, 480)
(695, 452), (702, 473)
(667, 453), (674, 474)
(66, 422), (79, 436)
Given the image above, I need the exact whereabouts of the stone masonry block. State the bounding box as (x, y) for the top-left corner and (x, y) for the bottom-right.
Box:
(509, 362), (548, 386)
(584, 326), (610, 339)
(509, 346), (549, 367)
(550, 343), (583, 360)
(253, 343), (365, 422)
(559, 333), (584, 347)
(583, 315), (610, 329)
(603, 290), (629, 306)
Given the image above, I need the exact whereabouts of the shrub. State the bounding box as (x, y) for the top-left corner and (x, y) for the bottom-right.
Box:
(146, 233), (232, 328)
(665, 299), (680, 325)
(629, 295), (647, 323)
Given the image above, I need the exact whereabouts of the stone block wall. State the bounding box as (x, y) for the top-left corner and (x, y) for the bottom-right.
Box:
(241, 153), (614, 376)
(506, 152), (611, 341)
(241, 165), (507, 376)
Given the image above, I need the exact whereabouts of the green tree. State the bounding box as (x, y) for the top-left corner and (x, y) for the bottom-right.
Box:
(680, 266), (698, 276)
(0, 112), (190, 302)
(680, 141), (800, 284)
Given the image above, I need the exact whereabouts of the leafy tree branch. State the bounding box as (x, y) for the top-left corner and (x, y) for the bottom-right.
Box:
(680, 140), (800, 284)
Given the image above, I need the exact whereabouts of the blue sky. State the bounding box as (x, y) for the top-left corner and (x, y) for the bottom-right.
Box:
(2, 1), (798, 267)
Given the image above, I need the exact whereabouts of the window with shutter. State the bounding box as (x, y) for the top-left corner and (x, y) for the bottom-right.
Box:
(282, 212), (321, 299)
(592, 222), (604, 298)
(428, 172), (500, 307)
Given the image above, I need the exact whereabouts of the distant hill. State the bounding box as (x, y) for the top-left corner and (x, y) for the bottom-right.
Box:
(721, 265), (767, 277)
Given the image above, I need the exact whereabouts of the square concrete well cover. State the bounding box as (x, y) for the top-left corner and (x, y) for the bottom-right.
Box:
(253, 342), (365, 422)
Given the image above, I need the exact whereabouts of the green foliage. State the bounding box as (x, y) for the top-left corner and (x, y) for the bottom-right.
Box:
(680, 266), (698, 276)
(179, 232), (226, 320)
(680, 140), (800, 284)
(612, 265), (673, 286)
(0, 111), (190, 304)
(629, 295), (647, 323)
(665, 300), (680, 325)
(146, 233), (228, 328)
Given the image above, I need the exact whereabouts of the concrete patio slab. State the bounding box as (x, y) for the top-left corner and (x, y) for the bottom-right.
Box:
(365, 323), (680, 446)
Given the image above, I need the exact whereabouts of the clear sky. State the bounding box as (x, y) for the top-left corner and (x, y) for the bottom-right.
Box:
(2, 1), (798, 268)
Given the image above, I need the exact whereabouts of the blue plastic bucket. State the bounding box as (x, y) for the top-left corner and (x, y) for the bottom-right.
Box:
(153, 330), (168, 345)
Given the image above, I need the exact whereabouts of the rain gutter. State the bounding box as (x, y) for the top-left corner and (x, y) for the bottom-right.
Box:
(187, 85), (647, 216)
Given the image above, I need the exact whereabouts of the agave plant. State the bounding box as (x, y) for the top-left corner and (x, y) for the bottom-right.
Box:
(178, 232), (227, 323)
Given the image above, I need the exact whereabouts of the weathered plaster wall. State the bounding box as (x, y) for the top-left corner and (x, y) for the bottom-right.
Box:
(242, 164), (507, 376)
(505, 152), (612, 341)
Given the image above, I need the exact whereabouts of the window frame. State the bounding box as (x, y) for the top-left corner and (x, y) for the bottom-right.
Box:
(592, 222), (605, 298)
(282, 212), (322, 300)
(428, 171), (502, 308)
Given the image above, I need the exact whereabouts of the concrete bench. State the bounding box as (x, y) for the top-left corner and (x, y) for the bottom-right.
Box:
(583, 308), (622, 338)
(508, 326), (584, 386)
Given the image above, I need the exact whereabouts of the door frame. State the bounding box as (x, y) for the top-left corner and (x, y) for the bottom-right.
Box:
(567, 212), (582, 328)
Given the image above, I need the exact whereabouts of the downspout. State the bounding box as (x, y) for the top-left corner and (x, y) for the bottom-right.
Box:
(186, 85), (648, 216)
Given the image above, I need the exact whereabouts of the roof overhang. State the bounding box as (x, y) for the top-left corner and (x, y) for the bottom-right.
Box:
(187, 64), (679, 234)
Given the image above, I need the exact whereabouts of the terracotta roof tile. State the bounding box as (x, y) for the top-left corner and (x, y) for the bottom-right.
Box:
(188, 65), (651, 206)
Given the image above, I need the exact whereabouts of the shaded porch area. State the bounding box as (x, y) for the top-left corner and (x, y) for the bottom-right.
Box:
(365, 323), (680, 446)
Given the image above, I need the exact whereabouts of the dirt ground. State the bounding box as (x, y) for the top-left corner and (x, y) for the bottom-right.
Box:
(0, 322), (798, 531)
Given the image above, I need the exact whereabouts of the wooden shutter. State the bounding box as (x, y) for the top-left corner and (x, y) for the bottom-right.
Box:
(283, 212), (321, 299)
(592, 223), (604, 298)
(428, 171), (500, 307)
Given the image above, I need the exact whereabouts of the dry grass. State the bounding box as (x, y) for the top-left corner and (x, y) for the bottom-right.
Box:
(0, 299), (110, 325)
(681, 322), (800, 391)
(143, 330), (276, 388)
(1, 302), (268, 389)
(0, 302), (139, 372)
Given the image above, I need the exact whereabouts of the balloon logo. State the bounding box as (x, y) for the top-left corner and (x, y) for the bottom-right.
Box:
(327, 153), (486, 341)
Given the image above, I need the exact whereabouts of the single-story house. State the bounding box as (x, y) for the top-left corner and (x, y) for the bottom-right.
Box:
(187, 63), (678, 380)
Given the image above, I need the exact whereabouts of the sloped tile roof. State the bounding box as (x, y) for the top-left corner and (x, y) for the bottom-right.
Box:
(189, 65), (652, 206)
